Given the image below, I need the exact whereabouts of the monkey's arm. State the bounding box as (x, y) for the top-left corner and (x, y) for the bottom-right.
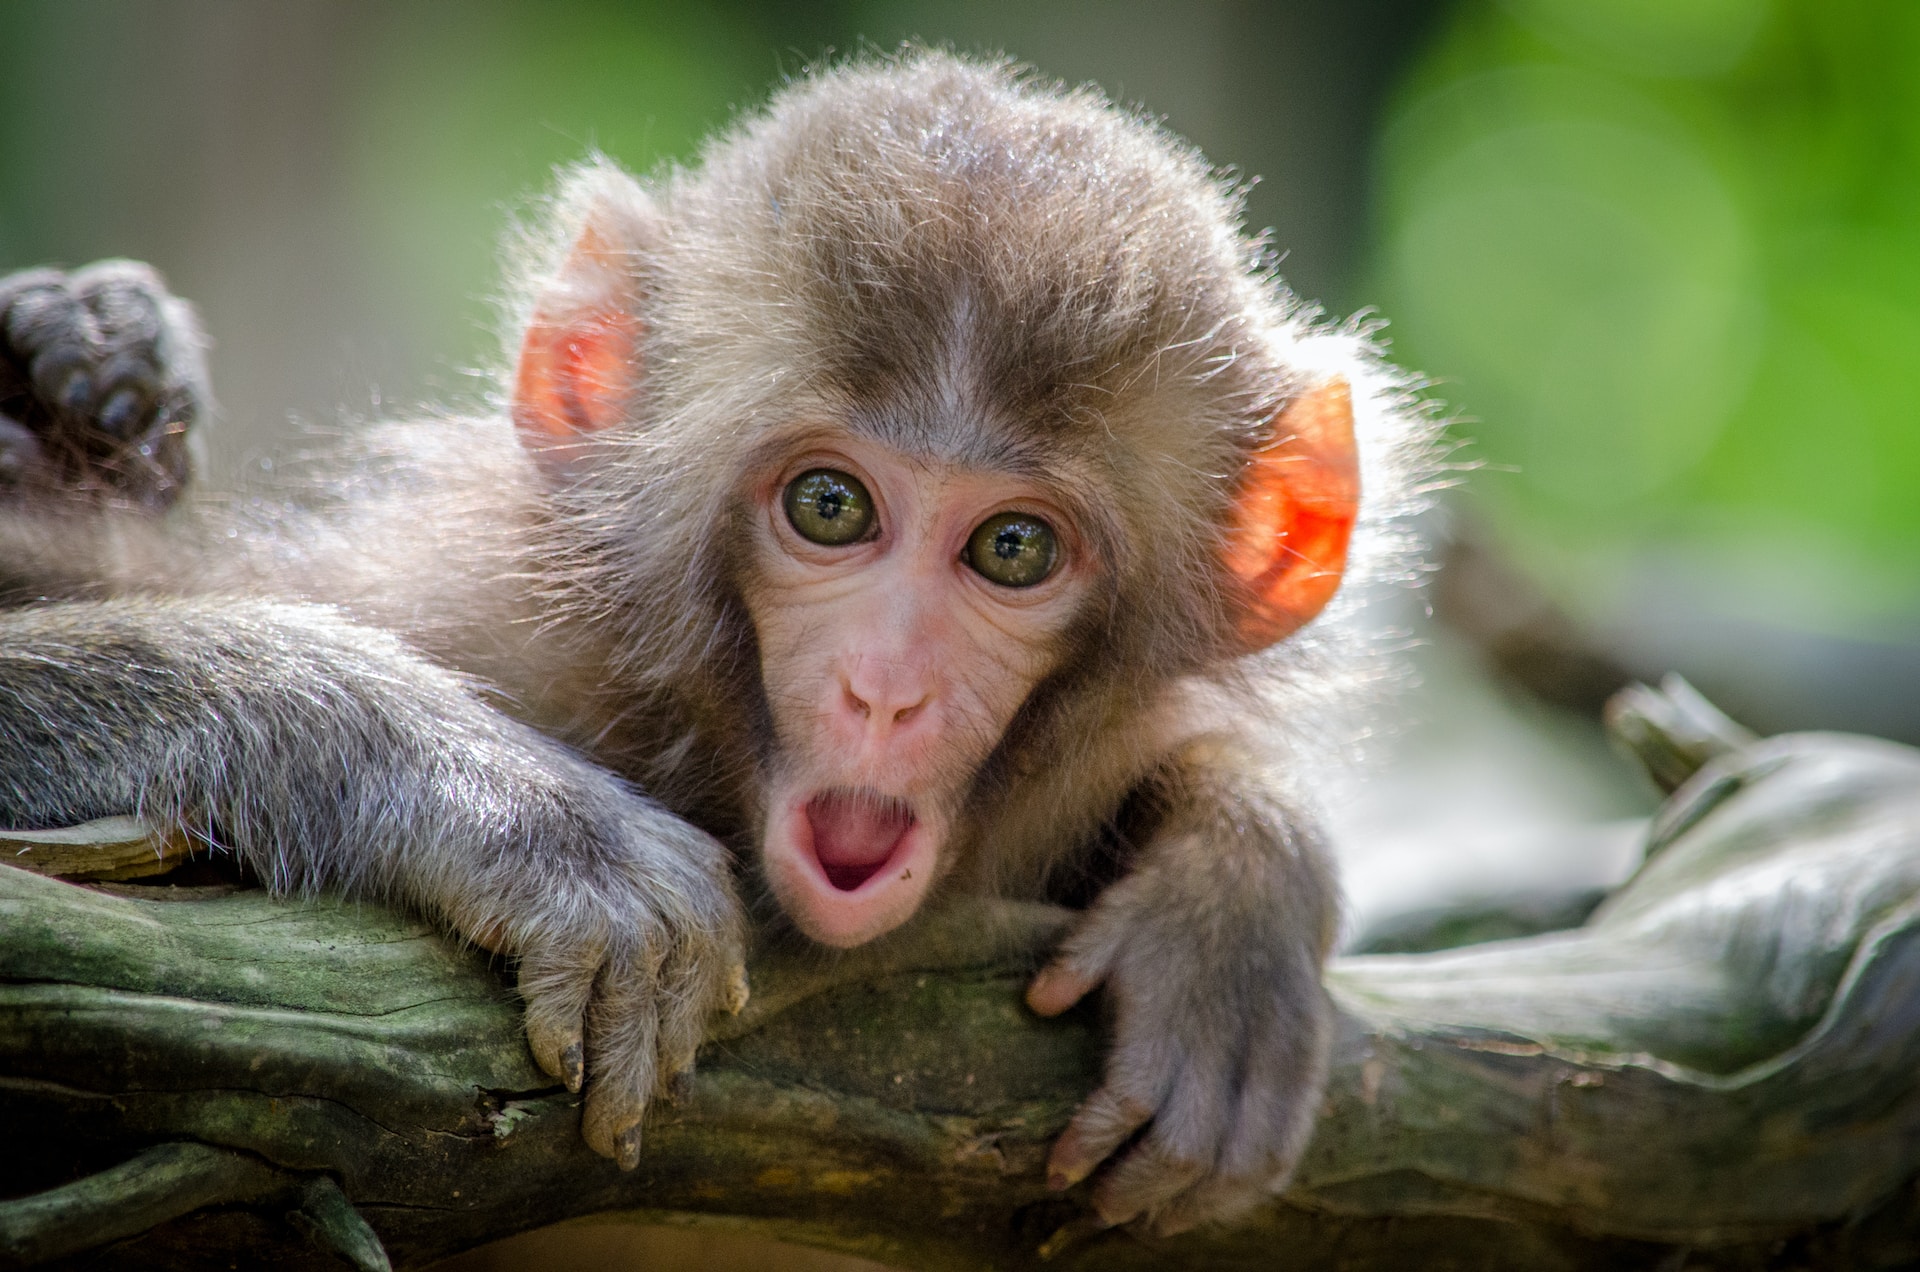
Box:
(0, 597), (747, 1166)
(1027, 748), (1338, 1234)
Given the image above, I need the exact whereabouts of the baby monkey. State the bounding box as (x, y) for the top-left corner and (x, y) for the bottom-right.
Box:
(0, 54), (1429, 1233)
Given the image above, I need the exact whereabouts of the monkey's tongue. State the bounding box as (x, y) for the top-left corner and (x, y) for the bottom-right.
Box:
(806, 793), (915, 892)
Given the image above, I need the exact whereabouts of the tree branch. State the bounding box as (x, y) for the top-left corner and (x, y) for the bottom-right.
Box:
(5, 683), (1920, 1270)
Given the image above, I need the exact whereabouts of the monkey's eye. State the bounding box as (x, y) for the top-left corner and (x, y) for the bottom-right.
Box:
(965, 512), (1058, 588)
(783, 469), (875, 546)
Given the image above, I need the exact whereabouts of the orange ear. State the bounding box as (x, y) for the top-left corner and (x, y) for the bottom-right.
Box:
(1220, 376), (1360, 650)
(511, 224), (642, 460)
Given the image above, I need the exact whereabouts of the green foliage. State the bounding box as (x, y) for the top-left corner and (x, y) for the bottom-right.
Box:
(1371, 1), (1920, 605)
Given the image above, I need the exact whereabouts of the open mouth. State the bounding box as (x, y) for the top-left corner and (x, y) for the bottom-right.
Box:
(804, 789), (916, 892)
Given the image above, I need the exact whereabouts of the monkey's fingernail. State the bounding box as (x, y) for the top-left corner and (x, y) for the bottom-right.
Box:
(561, 1042), (585, 1093)
(615, 1122), (643, 1170)
(725, 963), (751, 1015)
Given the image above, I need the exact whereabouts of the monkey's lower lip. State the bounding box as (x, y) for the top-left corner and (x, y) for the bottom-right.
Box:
(803, 790), (916, 892)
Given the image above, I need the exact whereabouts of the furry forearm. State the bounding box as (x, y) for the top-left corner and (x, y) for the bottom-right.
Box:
(0, 597), (731, 953)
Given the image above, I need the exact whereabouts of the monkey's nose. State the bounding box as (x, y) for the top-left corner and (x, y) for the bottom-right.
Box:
(841, 677), (930, 733)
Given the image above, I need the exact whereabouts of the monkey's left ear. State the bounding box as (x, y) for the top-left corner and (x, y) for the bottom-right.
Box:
(511, 189), (650, 471)
(1220, 376), (1361, 651)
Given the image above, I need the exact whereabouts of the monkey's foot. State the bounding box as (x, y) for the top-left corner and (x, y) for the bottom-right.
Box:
(0, 261), (207, 511)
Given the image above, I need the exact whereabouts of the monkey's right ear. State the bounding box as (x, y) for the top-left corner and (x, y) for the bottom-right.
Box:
(511, 183), (652, 471)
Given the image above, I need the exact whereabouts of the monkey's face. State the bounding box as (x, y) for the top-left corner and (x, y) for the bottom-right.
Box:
(738, 434), (1096, 946)
(509, 155), (1364, 951)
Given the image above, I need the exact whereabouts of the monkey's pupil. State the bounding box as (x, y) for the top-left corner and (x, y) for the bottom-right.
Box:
(815, 491), (843, 519)
(994, 527), (1023, 559)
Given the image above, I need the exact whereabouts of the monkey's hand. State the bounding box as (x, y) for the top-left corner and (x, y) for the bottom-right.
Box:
(453, 784), (751, 1170)
(0, 261), (206, 509)
(1027, 792), (1337, 1235)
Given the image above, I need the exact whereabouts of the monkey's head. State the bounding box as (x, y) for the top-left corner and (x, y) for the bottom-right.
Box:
(507, 54), (1389, 948)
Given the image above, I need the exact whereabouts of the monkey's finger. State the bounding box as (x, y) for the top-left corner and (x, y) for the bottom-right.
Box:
(74, 262), (165, 350)
(1030, 868), (1153, 1018)
(581, 951), (662, 1170)
(582, 1080), (651, 1170)
(649, 944), (713, 1101)
(0, 268), (63, 319)
(516, 945), (599, 1092)
(11, 286), (99, 423)
(1046, 1086), (1155, 1191)
(1090, 1139), (1206, 1229)
(1026, 960), (1103, 1017)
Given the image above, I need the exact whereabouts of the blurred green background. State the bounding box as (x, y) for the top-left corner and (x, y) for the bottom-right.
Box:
(3, 1), (1918, 734)
(1384, 2), (1920, 585)
(1373, 0), (1920, 746)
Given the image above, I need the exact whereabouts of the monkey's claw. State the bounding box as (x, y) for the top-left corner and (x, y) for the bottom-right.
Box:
(0, 261), (207, 510)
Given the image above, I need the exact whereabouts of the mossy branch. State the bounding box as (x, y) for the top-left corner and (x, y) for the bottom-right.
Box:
(5, 681), (1920, 1270)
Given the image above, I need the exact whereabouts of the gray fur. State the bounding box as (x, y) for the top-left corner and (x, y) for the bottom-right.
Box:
(0, 51), (1436, 1223)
